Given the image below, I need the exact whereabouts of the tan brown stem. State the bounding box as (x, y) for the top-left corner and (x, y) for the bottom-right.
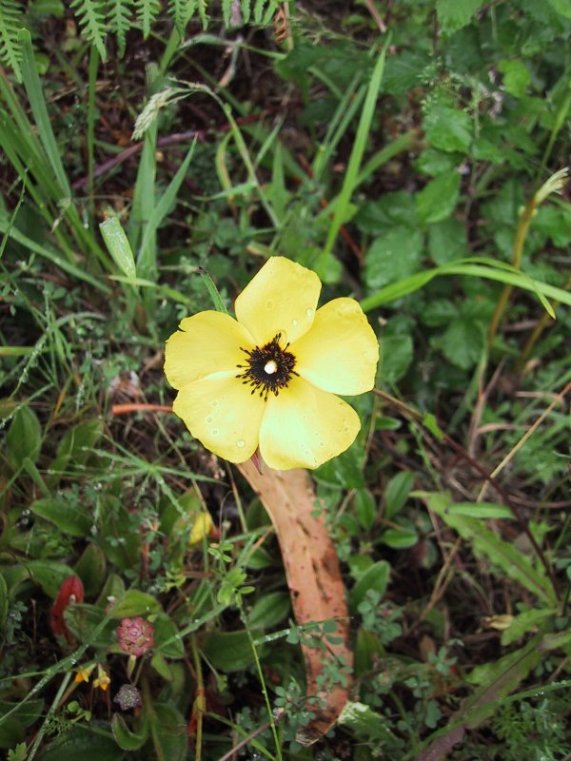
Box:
(237, 461), (353, 745)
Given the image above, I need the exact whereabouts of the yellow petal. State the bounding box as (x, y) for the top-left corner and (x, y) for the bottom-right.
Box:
(164, 311), (254, 390)
(189, 512), (214, 546)
(173, 373), (265, 463)
(259, 377), (361, 470)
(292, 298), (379, 395)
(235, 257), (321, 345)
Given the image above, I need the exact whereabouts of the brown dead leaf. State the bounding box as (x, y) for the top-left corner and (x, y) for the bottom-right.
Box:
(237, 461), (353, 745)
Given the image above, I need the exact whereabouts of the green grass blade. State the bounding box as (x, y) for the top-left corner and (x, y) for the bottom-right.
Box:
(361, 259), (571, 312)
(100, 215), (137, 280)
(420, 491), (557, 605)
(317, 42), (388, 278)
(19, 29), (71, 197)
(0, 215), (110, 293)
(138, 138), (197, 277)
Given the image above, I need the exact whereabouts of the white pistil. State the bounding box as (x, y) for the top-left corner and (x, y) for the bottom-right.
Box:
(264, 360), (278, 375)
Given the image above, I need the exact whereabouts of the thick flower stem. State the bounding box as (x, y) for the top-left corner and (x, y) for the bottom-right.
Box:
(237, 461), (353, 745)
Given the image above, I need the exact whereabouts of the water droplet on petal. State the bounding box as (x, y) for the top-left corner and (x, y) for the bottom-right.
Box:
(211, 428), (220, 437)
(236, 439), (245, 448)
(291, 318), (298, 327)
(305, 308), (313, 318)
(211, 400), (219, 407)
(205, 415), (213, 423)
(266, 299), (274, 309)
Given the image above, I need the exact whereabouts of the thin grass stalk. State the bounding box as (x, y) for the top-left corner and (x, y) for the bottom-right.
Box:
(487, 168), (568, 348)
(238, 598), (284, 761)
(487, 195), (537, 347)
(317, 41), (388, 276)
(86, 46), (99, 219)
(190, 634), (205, 761)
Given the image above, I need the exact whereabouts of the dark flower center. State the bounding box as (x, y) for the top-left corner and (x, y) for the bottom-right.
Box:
(236, 333), (298, 400)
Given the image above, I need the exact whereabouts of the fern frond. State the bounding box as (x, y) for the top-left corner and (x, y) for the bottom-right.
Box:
(254, 0), (278, 25)
(221, 0), (232, 27)
(169, 0), (194, 36)
(0, 0), (24, 81)
(240, 0), (251, 24)
(189, 0), (209, 30)
(107, 0), (134, 58)
(70, 0), (107, 61)
(134, 0), (160, 38)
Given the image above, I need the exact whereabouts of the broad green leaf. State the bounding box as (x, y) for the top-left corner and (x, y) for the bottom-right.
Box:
(6, 405), (42, 469)
(96, 573), (125, 608)
(354, 489), (376, 531)
(356, 192), (418, 234)
(467, 635), (542, 689)
(31, 497), (92, 537)
(2, 560), (73, 598)
(0, 700), (44, 749)
(108, 589), (162, 619)
(447, 503), (514, 519)
(428, 218), (468, 264)
(365, 227), (424, 290)
(111, 713), (148, 751)
(49, 418), (103, 483)
(385, 471), (415, 519)
(148, 703), (187, 761)
(349, 561), (390, 612)
(354, 628), (383, 677)
(432, 318), (485, 369)
(546, 0), (571, 18)
(436, 0), (486, 34)
(99, 216), (137, 280)
(35, 727), (120, 761)
(245, 547), (275, 569)
(501, 608), (555, 646)
(498, 59), (531, 98)
(154, 613), (185, 659)
(380, 527), (418, 549)
(378, 334), (413, 385)
(150, 652), (172, 681)
(201, 630), (260, 672)
(422, 298), (458, 327)
(540, 629), (571, 651)
(74, 544), (107, 597)
(383, 50), (431, 95)
(416, 171), (461, 224)
(424, 102), (472, 153)
(248, 591), (291, 629)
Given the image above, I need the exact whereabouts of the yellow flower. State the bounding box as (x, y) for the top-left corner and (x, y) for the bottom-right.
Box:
(165, 257), (379, 470)
(189, 512), (215, 545)
(93, 664), (111, 691)
(74, 663), (96, 683)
